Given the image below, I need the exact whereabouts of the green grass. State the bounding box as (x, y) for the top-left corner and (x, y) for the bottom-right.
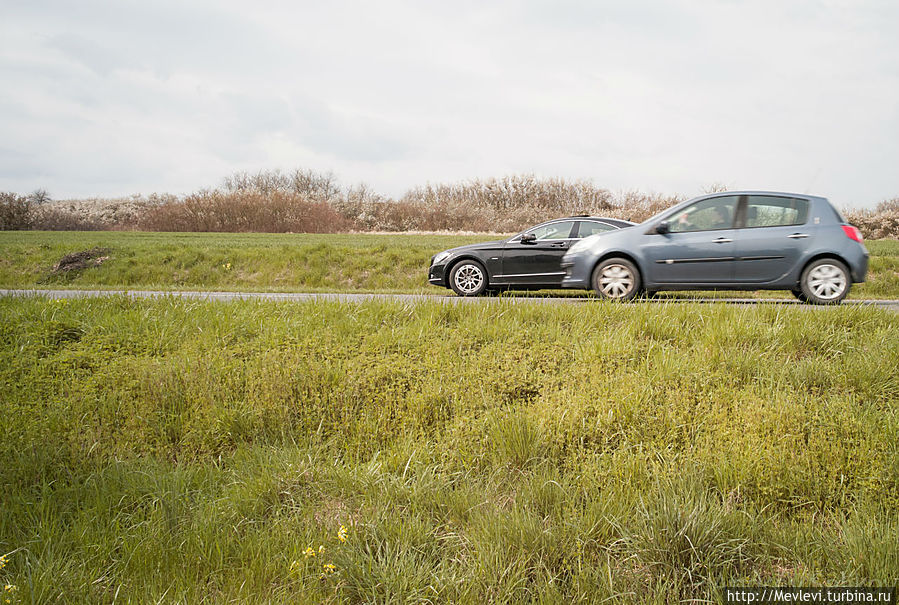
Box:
(0, 231), (500, 294)
(1, 231), (898, 298)
(1, 296), (897, 602)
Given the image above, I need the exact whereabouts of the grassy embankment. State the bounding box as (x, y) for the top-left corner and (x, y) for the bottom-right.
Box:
(1, 296), (897, 602)
(1, 231), (898, 298)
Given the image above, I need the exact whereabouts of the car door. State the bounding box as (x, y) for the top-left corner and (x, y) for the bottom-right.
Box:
(500, 220), (577, 285)
(734, 195), (814, 283)
(643, 195), (739, 284)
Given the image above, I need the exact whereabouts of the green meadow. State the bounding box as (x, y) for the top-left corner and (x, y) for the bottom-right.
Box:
(1, 231), (898, 298)
(1, 296), (897, 602)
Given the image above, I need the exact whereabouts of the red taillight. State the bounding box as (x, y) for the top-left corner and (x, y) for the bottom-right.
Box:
(841, 225), (863, 242)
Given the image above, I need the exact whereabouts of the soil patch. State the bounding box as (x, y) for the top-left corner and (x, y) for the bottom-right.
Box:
(51, 248), (111, 273)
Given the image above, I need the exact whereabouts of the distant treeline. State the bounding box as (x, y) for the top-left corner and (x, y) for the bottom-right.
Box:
(3, 169), (898, 237)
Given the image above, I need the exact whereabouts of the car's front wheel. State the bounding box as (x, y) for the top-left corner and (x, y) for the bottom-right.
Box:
(449, 260), (488, 296)
(592, 258), (641, 301)
(800, 259), (850, 305)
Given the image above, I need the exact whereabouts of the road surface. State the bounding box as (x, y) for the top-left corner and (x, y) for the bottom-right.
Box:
(3, 289), (899, 311)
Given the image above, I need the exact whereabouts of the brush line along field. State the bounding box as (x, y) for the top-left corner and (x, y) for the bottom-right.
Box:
(1, 296), (897, 602)
(2, 231), (899, 298)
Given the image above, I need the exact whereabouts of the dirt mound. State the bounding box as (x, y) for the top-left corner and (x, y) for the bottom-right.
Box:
(52, 248), (111, 273)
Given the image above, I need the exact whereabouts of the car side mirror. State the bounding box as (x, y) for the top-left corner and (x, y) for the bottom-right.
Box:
(655, 220), (670, 235)
(520, 233), (537, 244)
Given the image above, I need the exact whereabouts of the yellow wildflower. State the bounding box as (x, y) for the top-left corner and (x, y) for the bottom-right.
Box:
(323, 563), (336, 574)
(303, 546), (316, 559)
(318, 545), (325, 554)
(337, 525), (347, 543)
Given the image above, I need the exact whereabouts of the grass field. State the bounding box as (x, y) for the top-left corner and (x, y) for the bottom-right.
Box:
(1, 231), (898, 298)
(1, 296), (897, 602)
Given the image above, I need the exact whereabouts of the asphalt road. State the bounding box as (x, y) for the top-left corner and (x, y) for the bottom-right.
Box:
(3, 288), (899, 311)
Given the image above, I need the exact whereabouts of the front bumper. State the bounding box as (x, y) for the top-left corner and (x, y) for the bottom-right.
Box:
(428, 263), (448, 287)
(560, 255), (591, 289)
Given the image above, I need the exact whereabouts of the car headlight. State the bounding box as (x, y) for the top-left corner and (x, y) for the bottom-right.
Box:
(432, 251), (451, 265)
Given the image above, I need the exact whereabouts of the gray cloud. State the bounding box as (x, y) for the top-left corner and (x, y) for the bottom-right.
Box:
(0, 0), (897, 205)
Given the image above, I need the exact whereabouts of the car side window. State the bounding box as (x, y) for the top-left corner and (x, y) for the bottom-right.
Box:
(576, 221), (616, 238)
(526, 221), (577, 240)
(744, 196), (809, 228)
(669, 196), (738, 233)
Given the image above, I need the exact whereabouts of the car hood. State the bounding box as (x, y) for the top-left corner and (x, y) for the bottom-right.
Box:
(438, 240), (507, 254)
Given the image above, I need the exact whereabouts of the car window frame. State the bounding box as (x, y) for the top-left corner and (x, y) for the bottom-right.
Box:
(575, 220), (618, 238)
(735, 194), (810, 229)
(665, 195), (740, 233)
(509, 220), (578, 242)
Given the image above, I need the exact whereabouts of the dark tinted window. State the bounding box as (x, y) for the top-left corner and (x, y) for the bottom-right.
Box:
(744, 196), (808, 228)
(526, 221), (576, 240)
(669, 196), (738, 233)
(576, 221), (616, 238)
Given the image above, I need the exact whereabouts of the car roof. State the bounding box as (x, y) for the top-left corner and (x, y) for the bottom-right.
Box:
(690, 190), (825, 200)
(563, 216), (636, 225)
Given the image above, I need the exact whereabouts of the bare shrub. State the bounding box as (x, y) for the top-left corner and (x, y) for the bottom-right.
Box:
(876, 197), (899, 213)
(29, 189), (52, 205)
(138, 190), (351, 233)
(223, 168), (342, 202)
(31, 207), (110, 231)
(0, 192), (32, 230)
(382, 177), (682, 232)
(843, 209), (899, 240)
(29, 196), (159, 231)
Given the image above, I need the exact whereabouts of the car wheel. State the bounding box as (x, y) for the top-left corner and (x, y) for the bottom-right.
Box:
(592, 258), (641, 301)
(800, 259), (850, 305)
(449, 260), (488, 296)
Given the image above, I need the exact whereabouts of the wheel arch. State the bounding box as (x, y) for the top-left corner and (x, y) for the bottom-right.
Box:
(591, 250), (645, 283)
(446, 255), (490, 286)
(797, 253), (852, 286)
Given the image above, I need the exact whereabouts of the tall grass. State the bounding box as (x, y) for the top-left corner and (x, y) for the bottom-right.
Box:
(1, 297), (897, 601)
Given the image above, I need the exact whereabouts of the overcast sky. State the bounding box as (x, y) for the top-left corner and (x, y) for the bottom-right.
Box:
(1, 0), (897, 207)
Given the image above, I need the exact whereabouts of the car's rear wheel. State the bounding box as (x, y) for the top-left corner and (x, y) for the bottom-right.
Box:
(592, 258), (641, 301)
(800, 259), (850, 305)
(449, 260), (488, 296)
(790, 288), (808, 303)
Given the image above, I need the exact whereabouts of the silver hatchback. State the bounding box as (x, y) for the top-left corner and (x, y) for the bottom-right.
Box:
(560, 191), (869, 304)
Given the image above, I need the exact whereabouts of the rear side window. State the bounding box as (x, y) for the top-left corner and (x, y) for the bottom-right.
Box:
(526, 220), (577, 240)
(576, 221), (616, 238)
(744, 196), (809, 228)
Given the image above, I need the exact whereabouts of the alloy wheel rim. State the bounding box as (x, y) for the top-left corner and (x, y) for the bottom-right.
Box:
(454, 264), (484, 294)
(808, 264), (847, 300)
(599, 264), (634, 298)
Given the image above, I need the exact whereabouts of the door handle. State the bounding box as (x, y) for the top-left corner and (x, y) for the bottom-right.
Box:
(788, 233), (809, 239)
(550, 242), (569, 249)
(713, 238), (732, 243)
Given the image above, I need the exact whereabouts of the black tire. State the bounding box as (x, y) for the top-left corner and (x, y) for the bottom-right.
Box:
(799, 258), (850, 305)
(591, 258), (642, 301)
(449, 260), (488, 296)
(790, 288), (808, 303)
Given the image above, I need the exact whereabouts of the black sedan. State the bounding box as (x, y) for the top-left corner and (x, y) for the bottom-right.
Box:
(428, 216), (634, 296)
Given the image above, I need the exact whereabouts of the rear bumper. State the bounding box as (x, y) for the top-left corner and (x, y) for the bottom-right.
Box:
(851, 249), (869, 283)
